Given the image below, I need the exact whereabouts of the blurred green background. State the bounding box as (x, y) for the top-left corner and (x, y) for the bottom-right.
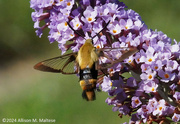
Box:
(0, 0), (180, 124)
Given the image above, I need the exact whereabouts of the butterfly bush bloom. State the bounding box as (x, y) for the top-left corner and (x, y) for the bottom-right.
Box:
(30, 0), (180, 123)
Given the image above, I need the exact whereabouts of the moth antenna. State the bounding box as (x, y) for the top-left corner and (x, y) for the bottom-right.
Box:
(67, 21), (86, 40)
(92, 20), (110, 40)
(67, 20), (110, 45)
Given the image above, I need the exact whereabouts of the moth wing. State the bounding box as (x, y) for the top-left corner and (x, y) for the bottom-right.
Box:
(34, 53), (78, 74)
(112, 47), (138, 63)
(97, 47), (138, 69)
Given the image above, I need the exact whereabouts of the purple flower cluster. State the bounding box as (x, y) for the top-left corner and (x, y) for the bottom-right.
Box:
(30, 0), (180, 123)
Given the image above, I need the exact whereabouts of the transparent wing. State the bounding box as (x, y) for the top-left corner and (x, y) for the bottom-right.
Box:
(96, 47), (138, 84)
(97, 47), (138, 69)
(34, 53), (78, 74)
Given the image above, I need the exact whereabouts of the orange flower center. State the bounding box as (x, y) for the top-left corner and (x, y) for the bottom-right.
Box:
(96, 45), (100, 49)
(164, 74), (169, 78)
(76, 24), (79, 27)
(148, 75), (153, 79)
(159, 106), (162, 111)
(128, 60), (132, 63)
(148, 58), (152, 62)
(64, 22), (68, 26)
(154, 66), (158, 70)
(88, 17), (92, 22)
(113, 30), (117, 34)
(151, 87), (155, 91)
(135, 99), (139, 104)
(67, 2), (71, 6)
